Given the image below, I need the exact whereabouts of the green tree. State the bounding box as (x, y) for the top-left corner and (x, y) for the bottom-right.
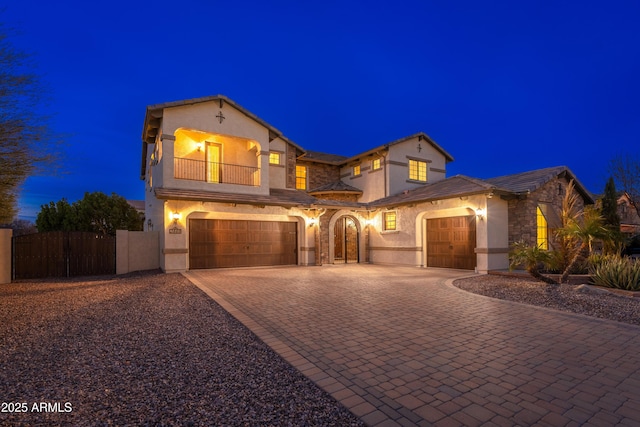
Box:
(600, 177), (623, 254)
(0, 22), (62, 223)
(36, 192), (142, 235)
(35, 199), (77, 232)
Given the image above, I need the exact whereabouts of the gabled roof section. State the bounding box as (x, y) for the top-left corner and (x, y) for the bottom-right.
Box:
(296, 133), (454, 166)
(369, 175), (501, 208)
(142, 95), (303, 150)
(308, 181), (363, 195)
(341, 132), (454, 165)
(484, 166), (594, 203)
(140, 95), (305, 179)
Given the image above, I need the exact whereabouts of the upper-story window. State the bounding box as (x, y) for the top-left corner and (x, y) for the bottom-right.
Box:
(296, 165), (307, 190)
(269, 152), (281, 165)
(408, 159), (427, 182)
(371, 158), (381, 171)
(353, 164), (361, 176)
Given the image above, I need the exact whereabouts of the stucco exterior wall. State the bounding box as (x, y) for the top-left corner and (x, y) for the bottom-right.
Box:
(116, 230), (160, 274)
(340, 154), (387, 202)
(158, 200), (313, 272)
(388, 137), (447, 195)
(366, 194), (508, 271)
(159, 102), (270, 196)
(268, 137), (288, 189)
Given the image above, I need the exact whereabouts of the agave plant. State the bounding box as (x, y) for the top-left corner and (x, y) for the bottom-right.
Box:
(591, 256), (640, 291)
(510, 240), (557, 285)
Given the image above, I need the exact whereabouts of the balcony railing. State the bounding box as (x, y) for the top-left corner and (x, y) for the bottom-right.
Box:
(174, 157), (260, 186)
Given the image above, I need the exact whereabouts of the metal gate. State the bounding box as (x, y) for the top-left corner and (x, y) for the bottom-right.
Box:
(12, 231), (116, 280)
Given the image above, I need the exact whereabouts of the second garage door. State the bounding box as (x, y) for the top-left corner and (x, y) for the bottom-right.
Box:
(427, 216), (476, 270)
(189, 219), (298, 269)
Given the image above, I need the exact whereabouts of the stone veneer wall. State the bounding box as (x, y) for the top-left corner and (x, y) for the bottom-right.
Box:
(314, 193), (360, 202)
(297, 160), (341, 191)
(286, 145), (297, 189)
(507, 177), (586, 247)
(319, 209), (339, 264)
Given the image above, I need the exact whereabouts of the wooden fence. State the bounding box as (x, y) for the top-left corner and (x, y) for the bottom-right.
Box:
(12, 231), (116, 280)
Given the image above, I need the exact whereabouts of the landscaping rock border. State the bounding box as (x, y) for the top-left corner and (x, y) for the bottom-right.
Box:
(0, 272), (365, 426)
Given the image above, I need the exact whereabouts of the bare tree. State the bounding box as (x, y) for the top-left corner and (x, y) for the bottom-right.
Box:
(609, 154), (640, 218)
(0, 21), (62, 224)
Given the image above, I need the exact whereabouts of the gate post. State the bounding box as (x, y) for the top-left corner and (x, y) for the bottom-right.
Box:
(0, 228), (12, 284)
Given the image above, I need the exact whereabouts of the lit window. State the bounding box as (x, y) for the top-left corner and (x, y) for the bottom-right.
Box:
(383, 211), (397, 231)
(537, 206), (548, 250)
(372, 158), (381, 170)
(409, 159), (427, 181)
(296, 165), (307, 190)
(269, 152), (280, 165)
(353, 164), (361, 176)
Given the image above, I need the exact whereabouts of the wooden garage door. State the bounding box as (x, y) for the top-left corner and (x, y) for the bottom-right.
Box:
(427, 216), (476, 270)
(189, 219), (297, 269)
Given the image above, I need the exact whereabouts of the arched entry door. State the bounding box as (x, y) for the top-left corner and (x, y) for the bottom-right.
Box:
(334, 216), (359, 263)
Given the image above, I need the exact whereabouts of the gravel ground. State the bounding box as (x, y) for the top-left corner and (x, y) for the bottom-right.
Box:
(454, 274), (640, 326)
(0, 271), (365, 427)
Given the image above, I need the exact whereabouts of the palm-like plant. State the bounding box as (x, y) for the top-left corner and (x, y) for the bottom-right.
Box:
(510, 240), (558, 284)
(556, 205), (611, 284)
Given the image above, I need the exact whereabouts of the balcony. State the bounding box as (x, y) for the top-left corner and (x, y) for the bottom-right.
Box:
(174, 157), (260, 186)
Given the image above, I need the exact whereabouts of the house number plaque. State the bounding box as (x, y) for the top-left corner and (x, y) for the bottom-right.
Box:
(169, 227), (182, 234)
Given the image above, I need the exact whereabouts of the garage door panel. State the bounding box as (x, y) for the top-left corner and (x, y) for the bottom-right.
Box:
(427, 215), (476, 270)
(189, 219), (297, 269)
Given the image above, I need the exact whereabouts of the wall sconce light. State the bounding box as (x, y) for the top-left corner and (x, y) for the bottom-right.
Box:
(147, 219), (153, 231)
(196, 142), (203, 152)
(172, 212), (181, 224)
(308, 218), (317, 228)
(475, 208), (486, 220)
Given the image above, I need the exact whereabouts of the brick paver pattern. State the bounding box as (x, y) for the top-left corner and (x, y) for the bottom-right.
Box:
(185, 265), (640, 427)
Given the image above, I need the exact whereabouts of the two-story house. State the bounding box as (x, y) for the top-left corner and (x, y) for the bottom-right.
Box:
(141, 95), (594, 273)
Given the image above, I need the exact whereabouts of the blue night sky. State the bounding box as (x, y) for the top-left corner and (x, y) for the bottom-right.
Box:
(4, 0), (640, 221)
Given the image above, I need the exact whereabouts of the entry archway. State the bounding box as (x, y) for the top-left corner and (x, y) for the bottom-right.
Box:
(334, 216), (359, 263)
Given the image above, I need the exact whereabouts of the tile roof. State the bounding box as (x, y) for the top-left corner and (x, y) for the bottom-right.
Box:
(155, 166), (594, 210)
(369, 175), (499, 207)
(484, 166), (594, 203)
(298, 151), (349, 164)
(154, 187), (318, 207)
(309, 181), (363, 194)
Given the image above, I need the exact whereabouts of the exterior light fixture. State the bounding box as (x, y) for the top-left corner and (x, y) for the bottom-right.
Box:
(308, 217), (318, 228)
(196, 142), (203, 152)
(172, 212), (181, 224)
(475, 208), (486, 220)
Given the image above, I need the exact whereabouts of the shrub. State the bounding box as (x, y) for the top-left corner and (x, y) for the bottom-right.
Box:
(590, 256), (640, 291)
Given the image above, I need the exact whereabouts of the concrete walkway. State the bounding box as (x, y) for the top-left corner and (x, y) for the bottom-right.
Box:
(184, 265), (640, 427)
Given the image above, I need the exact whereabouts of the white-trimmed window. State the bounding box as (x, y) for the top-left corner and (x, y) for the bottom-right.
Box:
(353, 164), (361, 176)
(409, 159), (427, 182)
(372, 158), (381, 171)
(383, 211), (397, 231)
(269, 152), (281, 165)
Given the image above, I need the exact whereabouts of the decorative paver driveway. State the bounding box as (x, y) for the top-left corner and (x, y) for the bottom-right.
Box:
(185, 265), (640, 426)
